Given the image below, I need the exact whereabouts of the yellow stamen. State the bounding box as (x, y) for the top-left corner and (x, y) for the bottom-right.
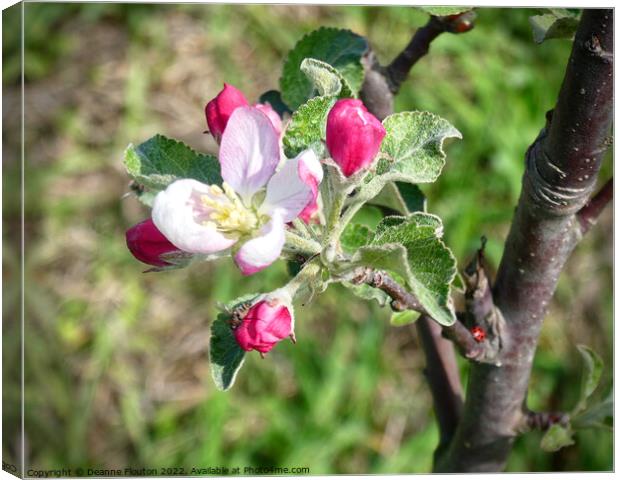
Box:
(200, 182), (260, 237)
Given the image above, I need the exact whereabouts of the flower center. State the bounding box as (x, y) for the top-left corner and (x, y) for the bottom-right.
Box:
(201, 183), (261, 237)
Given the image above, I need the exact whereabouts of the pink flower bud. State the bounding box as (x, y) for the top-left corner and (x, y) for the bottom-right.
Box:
(254, 102), (283, 137)
(233, 296), (293, 354)
(125, 218), (181, 267)
(325, 99), (386, 177)
(205, 83), (249, 143)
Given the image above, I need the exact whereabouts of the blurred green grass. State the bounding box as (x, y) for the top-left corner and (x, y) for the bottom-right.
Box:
(2, 3), (612, 473)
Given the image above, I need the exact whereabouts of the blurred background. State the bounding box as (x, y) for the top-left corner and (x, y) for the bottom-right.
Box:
(2, 3), (612, 474)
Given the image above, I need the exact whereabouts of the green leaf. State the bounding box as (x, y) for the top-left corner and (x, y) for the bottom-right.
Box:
(346, 214), (456, 326)
(353, 243), (411, 286)
(282, 95), (336, 158)
(340, 223), (373, 255)
(374, 111), (461, 185)
(370, 214), (457, 326)
(209, 294), (259, 391)
(573, 390), (613, 430)
(280, 27), (367, 110)
(420, 7), (472, 17)
(301, 58), (352, 98)
(124, 134), (222, 193)
(342, 282), (390, 307)
(369, 182), (427, 215)
(573, 344), (604, 414)
(390, 310), (420, 326)
(397, 182), (427, 213)
(529, 10), (580, 44)
(540, 424), (575, 452)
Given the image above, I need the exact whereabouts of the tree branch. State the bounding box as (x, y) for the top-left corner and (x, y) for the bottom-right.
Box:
(577, 177), (613, 234)
(360, 11), (475, 120)
(386, 12), (475, 94)
(416, 315), (464, 458)
(437, 10), (613, 472)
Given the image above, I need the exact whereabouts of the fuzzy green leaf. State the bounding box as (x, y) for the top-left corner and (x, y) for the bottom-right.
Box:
(529, 10), (580, 44)
(340, 223), (374, 255)
(374, 111), (461, 185)
(573, 344), (604, 415)
(573, 390), (613, 430)
(540, 424), (575, 452)
(420, 7), (472, 17)
(390, 310), (421, 326)
(342, 282), (391, 307)
(301, 58), (352, 98)
(282, 95), (336, 158)
(209, 294), (259, 391)
(347, 214), (456, 326)
(124, 134), (222, 193)
(280, 27), (367, 110)
(371, 214), (456, 326)
(353, 243), (411, 284)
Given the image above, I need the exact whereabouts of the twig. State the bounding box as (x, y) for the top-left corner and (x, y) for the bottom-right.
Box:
(386, 12), (475, 94)
(351, 266), (490, 362)
(416, 315), (463, 456)
(459, 237), (506, 364)
(522, 410), (570, 432)
(360, 11), (475, 119)
(577, 178), (613, 234)
(442, 320), (485, 360)
(350, 266), (466, 450)
(350, 267), (422, 312)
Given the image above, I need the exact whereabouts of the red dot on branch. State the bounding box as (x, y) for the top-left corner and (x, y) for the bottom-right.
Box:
(470, 326), (486, 343)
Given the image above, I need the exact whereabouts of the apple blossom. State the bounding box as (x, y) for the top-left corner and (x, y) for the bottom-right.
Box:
(326, 98), (386, 177)
(152, 106), (322, 275)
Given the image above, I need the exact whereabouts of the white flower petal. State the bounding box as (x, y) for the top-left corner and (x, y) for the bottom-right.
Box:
(152, 179), (236, 254)
(218, 106), (281, 202)
(262, 149), (322, 223)
(234, 212), (285, 275)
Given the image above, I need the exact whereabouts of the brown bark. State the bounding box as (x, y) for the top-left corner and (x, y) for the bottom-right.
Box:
(436, 9), (613, 471)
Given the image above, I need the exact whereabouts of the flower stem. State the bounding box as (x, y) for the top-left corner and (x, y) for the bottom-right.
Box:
(292, 218), (316, 240)
(320, 189), (347, 263)
(284, 231), (321, 256)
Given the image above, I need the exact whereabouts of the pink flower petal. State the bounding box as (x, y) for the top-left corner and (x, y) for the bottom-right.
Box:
(233, 211), (285, 275)
(254, 102), (283, 137)
(152, 179), (236, 254)
(262, 150), (322, 223)
(218, 106), (281, 202)
(205, 83), (249, 143)
(297, 150), (323, 223)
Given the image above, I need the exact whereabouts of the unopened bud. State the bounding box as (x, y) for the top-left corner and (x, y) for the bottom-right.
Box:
(126, 219), (182, 267)
(326, 99), (386, 177)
